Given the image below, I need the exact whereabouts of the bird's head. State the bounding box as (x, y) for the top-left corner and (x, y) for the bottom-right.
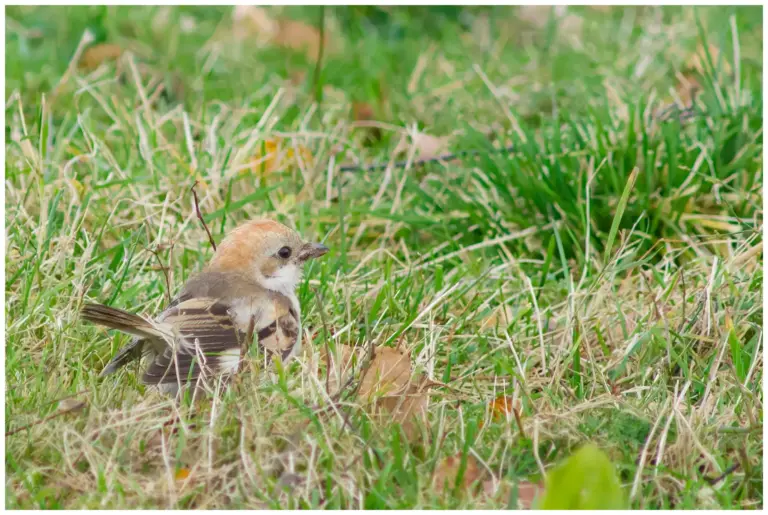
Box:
(207, 219), (328, 295)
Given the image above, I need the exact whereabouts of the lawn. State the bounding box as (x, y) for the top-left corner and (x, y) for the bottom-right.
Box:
(5, 5), (763, 509)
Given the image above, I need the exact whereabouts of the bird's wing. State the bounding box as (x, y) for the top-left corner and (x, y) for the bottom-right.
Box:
(256, 293), (300, 361)
(141, 297), (255, 386)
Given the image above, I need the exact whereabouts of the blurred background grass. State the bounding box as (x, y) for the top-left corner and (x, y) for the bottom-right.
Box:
(6, 5), (761, 268)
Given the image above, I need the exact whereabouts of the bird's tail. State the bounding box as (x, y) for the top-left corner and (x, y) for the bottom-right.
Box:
(81, 303), (164, 340)
(99, 337), (145, 376)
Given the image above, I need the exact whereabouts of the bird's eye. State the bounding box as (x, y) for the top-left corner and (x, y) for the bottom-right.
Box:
(277, 246), (292, 259)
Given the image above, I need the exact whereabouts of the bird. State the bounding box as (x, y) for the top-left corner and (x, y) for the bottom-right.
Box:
(81, 219), (328, 396)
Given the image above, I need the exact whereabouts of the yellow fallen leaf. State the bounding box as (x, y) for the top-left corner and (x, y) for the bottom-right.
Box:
(489, 395), (521, 421)
(247, 137), (313, 178)
(433, 453), (483, 494)
(248, 138), (280, 177)
(175, 468), (190, 481)
(79, 43), (123, 71)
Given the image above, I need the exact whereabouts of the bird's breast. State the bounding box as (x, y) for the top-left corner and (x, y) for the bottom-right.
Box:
(228, 293), (301, 359)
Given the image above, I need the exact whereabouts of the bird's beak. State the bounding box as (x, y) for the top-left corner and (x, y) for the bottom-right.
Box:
(298, 242), (329, 261)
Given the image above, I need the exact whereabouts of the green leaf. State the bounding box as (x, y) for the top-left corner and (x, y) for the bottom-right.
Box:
(726, 316), (747, 383)
(603, 167), (639, 261)
(538, 443), (626, 509)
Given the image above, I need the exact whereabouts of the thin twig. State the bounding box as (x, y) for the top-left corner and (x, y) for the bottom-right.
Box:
(705, 463), (740, 485)
(145, 245), (173, 305)
(40, 388), (92, 407)
(338, 144), (516, 173)
(6, 403), (85, 437)
(190, 181), (217, 251)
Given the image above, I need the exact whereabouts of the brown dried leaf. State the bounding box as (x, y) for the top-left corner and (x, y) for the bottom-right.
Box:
(378, 382), (428, 439)
(433, 453), (483, 494)
(482, 479), (542, 508)
(393, 132), (451, 161)
(359, 346), (413, 397)
(352, 102), (383, 143)
(353, 102), (375, 121)
(232, 6), (330, 62)
(274, 18), (328, 62)
(78, 43), (123, 70)
(516, 481), (543, 509)
(359, 346), (428, 439)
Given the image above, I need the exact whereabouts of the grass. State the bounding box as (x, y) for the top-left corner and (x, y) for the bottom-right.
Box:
(5, 5), (763, 509)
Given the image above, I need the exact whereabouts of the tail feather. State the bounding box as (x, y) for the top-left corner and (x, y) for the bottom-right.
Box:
(100, 337), (145, 376)
(81, 303), (162, 340)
